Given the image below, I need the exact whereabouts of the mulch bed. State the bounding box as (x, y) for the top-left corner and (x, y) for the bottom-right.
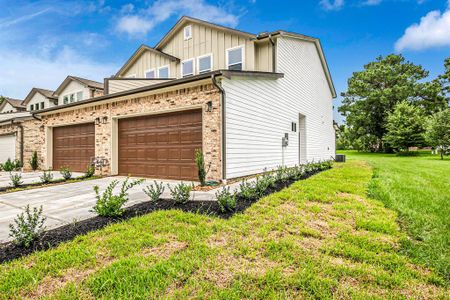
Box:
(0, 169), (325, 264)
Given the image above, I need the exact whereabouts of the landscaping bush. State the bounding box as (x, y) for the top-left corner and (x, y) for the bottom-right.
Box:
(239, 179), (257, 200)
(216, 187), (237, 212)
(92, 177), (144, 217)
(168, 182), (192, 204)
(9, 205), (46, 248)
(30, 151), (39, 171)
(2, 158), (15, 172)
(13, 159), (23, 171)
(195, 149), (206, 186)
(60, 166), (72, 180)
(254, 174), (274, 197)
(274, 165), (289, 183)
(10, 173), (23, 188)
(85, 164), (95, 178)
(143, 181), (165, 202)
(40, 170), (54, 183)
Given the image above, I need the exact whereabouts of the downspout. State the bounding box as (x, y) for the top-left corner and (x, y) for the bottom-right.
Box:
(211, 73), (227, 181)
(11, 120), (24, 166)
(268, 34), (276, 73)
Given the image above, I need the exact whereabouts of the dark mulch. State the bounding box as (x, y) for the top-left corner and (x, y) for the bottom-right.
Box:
(0, 169), (325, 264)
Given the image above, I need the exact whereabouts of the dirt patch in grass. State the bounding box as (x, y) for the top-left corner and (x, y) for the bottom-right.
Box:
(141, 240), (188, 259)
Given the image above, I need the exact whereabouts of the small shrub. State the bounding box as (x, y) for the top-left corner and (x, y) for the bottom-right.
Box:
(9, 205), (46, 248)
(10, 173), (23, 188)
(13, 159), (23, 171)
(255, 174), (273, 197)
(239, 179), (257, 200)
(60, 166), (72, 180)
(274, 165), (289, 184)
(168, 182), (192, 204)
(30, 151), (39, 171)
(2, 158), (15, 172)
(92, 177), (144, 217)
(216, 187), (237, 212)
(85, 164), (95, 178)
(195, 149), (206, 186)
(143, 181), (165, 202)
(40, 170), (54, 183)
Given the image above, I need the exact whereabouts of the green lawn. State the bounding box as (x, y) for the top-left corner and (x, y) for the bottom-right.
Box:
(0, 161), (447, 299)
(339, 150), (450, 282)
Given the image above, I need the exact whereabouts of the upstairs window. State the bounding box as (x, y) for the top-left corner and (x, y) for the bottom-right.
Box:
(181, 59), (194, 77)
(145, 69), (155, 78)
(227, 46), (243, 71)
(63, 95), (69, 104)
(158, 66), (169, 78)
(198, 54), (212, 74)
(70, 94), (75, 103)
(184, 25), (192, 40)
(77, 91), (83, 101)
(30, 104), (34, 111)
(40, 102), (44, 110)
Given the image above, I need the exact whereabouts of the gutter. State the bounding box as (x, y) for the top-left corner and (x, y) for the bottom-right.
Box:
(211, 73), (227, 181)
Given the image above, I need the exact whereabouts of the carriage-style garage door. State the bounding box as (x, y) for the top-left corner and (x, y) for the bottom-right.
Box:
(118, 109), (202, 180)
(53, 123), (95, 172)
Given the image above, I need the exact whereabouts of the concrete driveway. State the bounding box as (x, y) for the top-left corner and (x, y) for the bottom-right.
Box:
(0, 171), (85, 189)
(0, 176), (225, 243)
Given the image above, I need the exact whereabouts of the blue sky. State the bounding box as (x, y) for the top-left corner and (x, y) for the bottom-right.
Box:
(0, 0), (449, 122)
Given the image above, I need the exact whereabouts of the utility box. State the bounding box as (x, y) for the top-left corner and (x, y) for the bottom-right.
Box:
(335, 154), (346, 162)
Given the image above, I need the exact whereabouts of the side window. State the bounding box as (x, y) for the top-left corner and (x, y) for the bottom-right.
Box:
(158, 66), (169, 78)
(63, 95), (69, 104)
(181, 59), (194, 77)
(198, 54), (212, 74)
(40, 102), (44, 109)
(77, 91), (83, 101)
(184, 25), (192, 40)
(70, 94), (75, 103)
(145, 69), (155, 78)
(227, 46), (243, 71)
(30, 104), (34, 111)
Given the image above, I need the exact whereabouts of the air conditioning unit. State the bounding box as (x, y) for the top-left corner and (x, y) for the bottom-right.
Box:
(335, 154), (346, 162)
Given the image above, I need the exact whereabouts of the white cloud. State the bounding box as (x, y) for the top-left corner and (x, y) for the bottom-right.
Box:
(362, 0), (382, 6)
(0, 47), (118, 99)
(320, 0), (344, 11)
(115, 0), (241, 37)
(395, 4), (450, 51)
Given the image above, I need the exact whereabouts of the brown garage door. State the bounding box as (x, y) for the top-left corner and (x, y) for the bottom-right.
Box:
(118, 109), (202, 180)
(53, 123), (95, 172)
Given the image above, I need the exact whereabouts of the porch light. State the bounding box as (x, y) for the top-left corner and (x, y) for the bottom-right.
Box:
(101, 116), (108, 124)
(94, 117), (100, 125)
(205, 101), (213, 112)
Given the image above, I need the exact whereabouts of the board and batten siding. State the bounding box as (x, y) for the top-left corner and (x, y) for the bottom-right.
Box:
(107, 79), (172, 94)
(223, 36), (335, 179)
(122, 51), (177, 79)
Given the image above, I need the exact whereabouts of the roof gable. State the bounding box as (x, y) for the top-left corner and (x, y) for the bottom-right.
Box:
(155, 16), (255, 50)
(115, 45), (180, 77)
(54, 76), (104, 95)
(22, 88), (57, 106)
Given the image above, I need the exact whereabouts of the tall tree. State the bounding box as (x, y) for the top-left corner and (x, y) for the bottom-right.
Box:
(339, 54), (446, 151)
(383, 101), (425, 151)
(438, 57), (450, 102)
(425, 109), (450, 160)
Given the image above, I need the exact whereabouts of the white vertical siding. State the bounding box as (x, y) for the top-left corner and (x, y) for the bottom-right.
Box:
(223, 36), (335, 179)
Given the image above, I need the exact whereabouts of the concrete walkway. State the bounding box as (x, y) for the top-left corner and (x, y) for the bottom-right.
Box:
(0, 171), (85, 189)
(0, 176), (246, 243)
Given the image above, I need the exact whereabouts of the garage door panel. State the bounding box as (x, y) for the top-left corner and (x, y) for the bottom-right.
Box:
(118, 109), (202, 180)
(53, 123), (95, 172)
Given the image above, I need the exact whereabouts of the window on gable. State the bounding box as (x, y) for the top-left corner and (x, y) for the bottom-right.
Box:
(77, 91), (83, 101)
(40, 102), (44, 110)
(30, 104), (34, 111)
(184, 25), (192, 40)
(145, 69), (155, 79)
(198, 54), (212, 74)
(63, 95), (69, 104)
(181, 59), (194, 77)
(158, 66), (169, 78)
(70, 94), (75, 103)
(227, 46), (243, 71)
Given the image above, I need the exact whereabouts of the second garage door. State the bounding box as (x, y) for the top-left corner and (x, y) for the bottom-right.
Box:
(118, 109), (202, 180)
(53, 123), (95, 172)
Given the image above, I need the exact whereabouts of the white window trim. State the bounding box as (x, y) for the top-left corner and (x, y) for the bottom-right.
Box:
(181, 58), (195, 77)
(144, 68), (156, 79)
(197, 53), (213, 74)
(184, 25), (192, 40)
(226, 45), (245, 70)
(157, 65), (170, 78)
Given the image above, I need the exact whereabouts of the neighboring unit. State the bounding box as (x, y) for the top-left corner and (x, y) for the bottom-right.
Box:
(7, 16), (336, 181)
(22, 88), (58, 112)
(0, 97), (26, 114)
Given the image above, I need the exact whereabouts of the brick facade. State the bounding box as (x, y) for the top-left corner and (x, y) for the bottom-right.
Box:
(40, 83), (222, 181)
(0, 119), (44, 171)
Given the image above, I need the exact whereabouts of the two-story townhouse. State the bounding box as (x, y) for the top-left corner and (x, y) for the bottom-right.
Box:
(0, 97), (26, 114)
(22, 88), (58, 112)
(27, 16), (336, 181)
(54, 76), (104, 105)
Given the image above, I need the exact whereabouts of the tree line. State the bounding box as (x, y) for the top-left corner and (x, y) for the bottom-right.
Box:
(337, 54), (450, 159)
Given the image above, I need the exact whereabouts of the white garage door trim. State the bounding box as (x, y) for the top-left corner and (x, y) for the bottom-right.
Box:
(0, 134), (16, 163)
